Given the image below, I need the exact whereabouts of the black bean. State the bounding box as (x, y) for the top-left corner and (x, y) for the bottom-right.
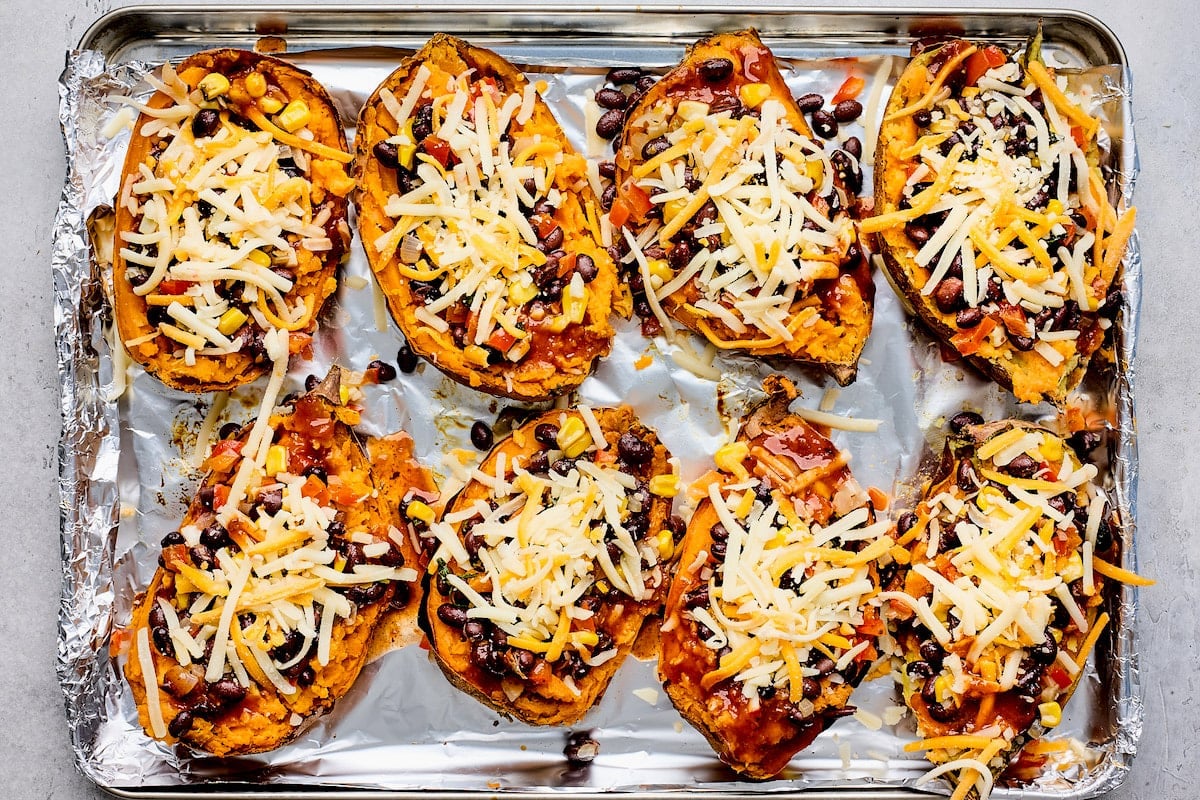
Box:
(689, 56), (734, 83)
(1030, 630), (1059, 665)
(412, 104), (434, 142)
(575, 254), (598, 283)
(907, 660), (934, 680)
(272, 630), (305, 663)
(600, 183), (616, 211)
(681, 586), (706, 613)
(437, 603), (469, 627)
(210, 677), (247, 706)
(217, 423), (241, 441)
(305, 374), (320, 391)
(191, 108), (221, 139)
(896, 511), (918, 539)
(904, 221), (931, 245)
(151, 625), (173, 655)
(541, 225), (564, 251)
(607, 67), (643, 85)
(617, 433), (653, 464)
(796, 93), (824, 112)
(470, 421), (494, 451)
(811, 110), (839, 139)
(189, 544), (215, 568)
(918, 640), (944, 666)
(843, 135), (862, 160)
(948, 411), (984, 434)
(258, 488), (283, 516)
(710, 522), (729, 542)
(811, 655), (836, 676)
(148, 602), (167, 631)
(1099, 288), (1123, 319)
(291, 666), (315, 687)
(833, 99), (863, 122)
(757, 685), (777, 700)
(160, 530), (185, 548)
(1010, 334), (1035, 351)
(956, 459), (979, 492)
(913, 108), (933, 127)
(597, 160), (617, 179)
(526, 451), (550, 474)
(595, 109), (625, 140)
(551, 457), (577, 476)
(1066, 431), (1102, 461)
(934, 277), (966, 313)
(534, 423), (560, 446)
(200, 525), (230, 550)
(1006, 454), (1039, 479)
(801, 677), (822, 701)
(300, 465), (326, 484)
(635, 75), (657, 94)
(463, 621), (486, 641)
(927, 701), (957, 722)
(710, 539), (727, 559)
(641, 136), (670, 159)
(373, 140), (401, 169)
(347, 582), (387, 606)
(167, 710), (194, 738)
(369, 359), (397, 382)
(593, 88), (628, 111)
(920, 675), (939, 704)
(564, 731), (600, 765)
(450, 324), (468, 348)
(667, 515), (686, 538)
(829, 149), (862, 194)
(956, 307), (984, 329)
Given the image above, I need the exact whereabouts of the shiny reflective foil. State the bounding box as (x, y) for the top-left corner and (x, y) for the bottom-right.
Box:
(56, 15), (1142, 798)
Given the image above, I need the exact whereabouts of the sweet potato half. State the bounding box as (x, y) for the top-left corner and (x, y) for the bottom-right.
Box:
(659, 376), (889, 778)
(614, 30), (873, 385)
(420, 406), (676, 725)
(355, 34), (621, 401)
(112, 49), (353, 392)
(866, 38), (1135, 405)
(882, 415), (1134, 798)
(123, 369), (430, 755)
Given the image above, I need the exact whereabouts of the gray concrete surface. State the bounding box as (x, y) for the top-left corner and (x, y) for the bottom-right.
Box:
(3, 0), (1194, 797)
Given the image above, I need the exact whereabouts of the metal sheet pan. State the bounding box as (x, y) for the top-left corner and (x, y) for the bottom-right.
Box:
(56, 6), (1142, 799)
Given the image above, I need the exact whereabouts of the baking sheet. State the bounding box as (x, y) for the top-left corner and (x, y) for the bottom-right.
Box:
(55, 8), (1143, 797)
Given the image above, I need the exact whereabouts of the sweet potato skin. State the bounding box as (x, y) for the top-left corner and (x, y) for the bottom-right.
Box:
(659, 376), (873, 778)
(421, 406), (673, 725)
(112, 49), (349, 392)
(354, 34), (620, 402)
(615, 30), (873, 386)
(123, 375), (430, 755)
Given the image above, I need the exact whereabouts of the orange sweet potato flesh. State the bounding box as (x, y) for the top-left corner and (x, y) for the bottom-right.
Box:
(422, 406), (673, 725)
(872, 41), (1114, 405)
(123, 372), (433, 755)
(112, 49), (350, 393)
(355, 35), (621, 402)
(615, 30), (873, 386)
(659, 376), (875, 778)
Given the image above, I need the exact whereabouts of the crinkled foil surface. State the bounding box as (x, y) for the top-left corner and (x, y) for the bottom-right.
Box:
(56, 26), (1142, 798)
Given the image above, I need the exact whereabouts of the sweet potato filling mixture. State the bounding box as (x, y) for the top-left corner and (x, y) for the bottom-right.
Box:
(113, 50), (352, 391)
(868, 39), (1135, 403)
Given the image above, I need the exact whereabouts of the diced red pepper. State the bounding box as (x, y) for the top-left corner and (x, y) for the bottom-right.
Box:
(157, 279), (191, 295)
(996, 302), (1029, 337)
(486, 328), (517, 353)
(1071, 125), (1086, 148)
(610, 182), (654, 229)
(202, 439), (243, 473)
(965, 46), (1007, 87)
(300, 474), (329, 505)
(1048, 665), (1072, 689)
(950, 316), (998, 356)
(832, 75), (866, 104)
(212, 484), (230, 511)
(161, 544), (191, 572)
(534, 215), (560, 239)
(422, 136), (452, 168)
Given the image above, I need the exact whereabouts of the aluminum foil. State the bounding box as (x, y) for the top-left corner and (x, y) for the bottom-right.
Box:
(56, 31), (1142, 798)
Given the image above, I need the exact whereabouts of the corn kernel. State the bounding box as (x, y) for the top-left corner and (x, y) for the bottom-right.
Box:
(1039, 433), (1063, 464)
(976, 485), (1005, 512)
(655, 529), (675, 561)
(1038, 701), (1062, 728)
(556, 417), (592, 458)
(649, 473), (680, 498)
(406, 500), (435, 524)
(509, 278), (538, 306)
(979, 658), (999, 682)
(572, 631), (599, 646)
(463, 345), (491, 367)
(265, 444), (288, 476)
(934, 675), (951, 704)
(595, 580), (610, 594)
(714, 441), (750, 480)
(198, 73), (231, 100)
(339, 384), (350, 405)
(276, 99), (312, 132)
(247, 249), (271, 267)
(677, 100), (710, 121)
(805, 159), (824, 185)
(1046, 199), (1065, 217)
(662, 198), (689, 225)
(216, 308), (248, 336)
(739, 82), (772, 109)
(562, 281), (588, 325)
(397, 142), (418, 170)
(648, 258), (674, 285)
(258, 95), (284, 114)
(244, 71), (268, 99)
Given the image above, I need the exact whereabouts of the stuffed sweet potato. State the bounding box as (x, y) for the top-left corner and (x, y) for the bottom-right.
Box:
(123, 369), (429, 755)
(865, 37), (1135, 405)
(420, 406), (676, 724)
(355, 34), (622, 401)
(881, 415), (1149, 798)
(659, 376), (891, 778)
(613, 30), (873, 385)
(112, 49), (353, 392)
